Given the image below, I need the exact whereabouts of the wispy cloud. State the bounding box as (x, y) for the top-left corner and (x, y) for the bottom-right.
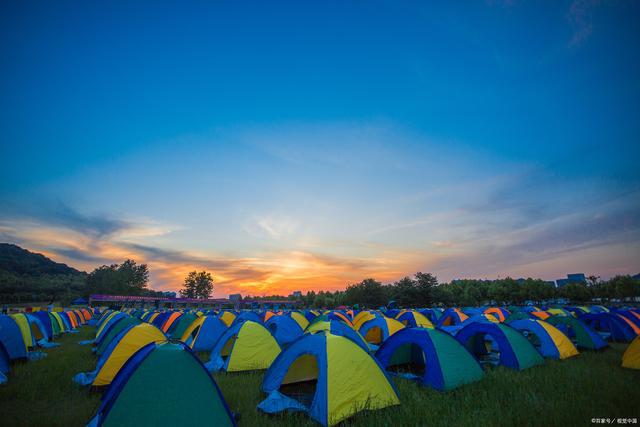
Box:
(0, 202), (421, 296)
(567, 0), (601, 47)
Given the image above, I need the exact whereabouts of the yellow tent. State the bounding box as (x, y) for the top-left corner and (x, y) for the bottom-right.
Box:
(290, 312), (309, 330)
(93, 323), (166, 386)
(622, 336), (640, 369)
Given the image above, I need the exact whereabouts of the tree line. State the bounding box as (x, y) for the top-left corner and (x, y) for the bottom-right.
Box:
(248, 273), (640, 309)
(1, 244), (638, 307)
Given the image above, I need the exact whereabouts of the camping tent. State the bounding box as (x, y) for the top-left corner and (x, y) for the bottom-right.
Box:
(258, 332), (399, 426)
(395, 310), (435, 328)
(508, 319), (579, 359)
(218, 311), (237, 327)
(305, 319), (371, 353)
(77, 323), (166, 387)
(375, 327), (483, 391)
(180, 316), (227, 352)
(265, 315), (304, 347)
(580, 313), (638, 342)
(358, 316), (405, 345)
(437, 308), (469, 327)
(483, 307), (510, 322)
(622, 336), (640, 369)
(455, 322), (544, 371)
(207, 320), (281, 372)
(0, 315), (27, 360)
(88, 342), (235, 426)
(546, 316), (608, 350)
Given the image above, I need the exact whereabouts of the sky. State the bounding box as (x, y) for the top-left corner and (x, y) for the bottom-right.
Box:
(1, 1), (639, 297)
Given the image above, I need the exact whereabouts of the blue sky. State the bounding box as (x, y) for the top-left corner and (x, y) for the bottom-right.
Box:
(1, 1), (638, 296)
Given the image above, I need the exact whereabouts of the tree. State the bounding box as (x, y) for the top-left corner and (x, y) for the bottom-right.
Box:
(391, 276), (417, 307)
(414, 272), (438, 306)
(86, 259), (149, 296)
(180, 271), (213, 299)
(342, 278), (389, 308)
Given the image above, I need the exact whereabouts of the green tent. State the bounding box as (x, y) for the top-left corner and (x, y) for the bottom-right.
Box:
(96, 317), (141, 356)
(89, 342), (235, 426)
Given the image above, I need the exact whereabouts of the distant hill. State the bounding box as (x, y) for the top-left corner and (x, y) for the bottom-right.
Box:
(0, 243), (83, 276)
(0, 243), (86, 303)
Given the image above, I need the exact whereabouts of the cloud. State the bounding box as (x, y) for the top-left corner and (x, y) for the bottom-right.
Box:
(0, 202), (422, 296)
(0, 200), (128, 238)
(567, 0), (601, 47)
(244, 215), (300, 240)
(426, 193), (640, 279)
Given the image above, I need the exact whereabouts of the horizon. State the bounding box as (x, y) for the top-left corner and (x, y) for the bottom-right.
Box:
(1, 241), (636, 298)
(1, 1), (639, 298)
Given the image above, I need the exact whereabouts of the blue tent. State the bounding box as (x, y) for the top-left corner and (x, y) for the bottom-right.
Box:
(0, 342), (9, 384)
(455, 322), (544, 371)
(231, 311), (262, 326)
(190, 316), (227, 352)
(258, 332), (399, 426)
(31, 312), (54, 341)
(0, 315), (27, 360)
(580, 313), (637, 342)
(72, 298), (88, 305)
(375, 327), (484, 391)
(306, 319), (371, 353)
(151, 312), (172, 329)
(265, 315), (304, 347)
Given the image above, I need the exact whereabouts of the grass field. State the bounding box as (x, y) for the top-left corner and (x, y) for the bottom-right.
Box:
(1, 325), (639, 427)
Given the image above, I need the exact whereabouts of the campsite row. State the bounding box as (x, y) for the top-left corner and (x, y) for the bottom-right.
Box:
(1, 305), (639, 426)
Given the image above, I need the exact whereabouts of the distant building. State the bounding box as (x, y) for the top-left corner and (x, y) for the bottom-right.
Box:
(229, 293), (242, 301)
(162, 291), (176, 298)
(290, 291), (302, 298)
(555, 273), (587, 288)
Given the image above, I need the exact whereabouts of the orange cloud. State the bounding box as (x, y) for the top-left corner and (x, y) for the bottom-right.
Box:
(0, 220), (427, 298)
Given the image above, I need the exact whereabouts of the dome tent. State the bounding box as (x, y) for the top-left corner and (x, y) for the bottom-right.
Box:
(0, 341), (9, 384)
(75, 323), (166, 387)
(258, 332), (399, 427)
(375, 327), (484, 391)
(180, 316), (227, 352)
(508, 319), (579, 359)
(545, 315), (608, 350)
(206, 320), (281, 372)
(483, 307), (510, 322)
(95, 313), (129, 346)
(419, 308), (443, 323)
(160, 312), (182, 333)
(265, 315), (304, 347)
(455, 322), (544, 371)
(167, 313), (198, 339)
(622, 336), (640, 369)
(230, 311), (262, 326)
(95, 317), (142, 356)
(579, 313), (637, 342)
(358, 316), (405, 345)
(88, 342), (235, 427)
(218, 311), (237, 327)
(395, 310), (435, 328)
(289, 311), (310, 330)
(0, 315), (27, 360)
(305, 319), (371, 353)
(437, 308), (469, 328)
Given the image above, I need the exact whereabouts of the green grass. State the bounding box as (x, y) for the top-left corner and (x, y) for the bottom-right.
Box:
(0, 326), (100, 426)
(2, 326), (639, 426)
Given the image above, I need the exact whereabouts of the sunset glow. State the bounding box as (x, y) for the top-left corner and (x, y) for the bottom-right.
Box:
(1, 1), (638, 297)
